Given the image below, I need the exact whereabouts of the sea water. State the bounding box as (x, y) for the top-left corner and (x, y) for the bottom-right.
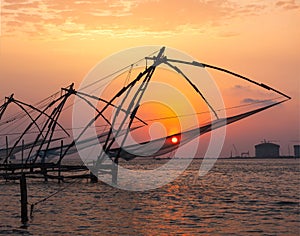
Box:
(0, 158), (299, 235)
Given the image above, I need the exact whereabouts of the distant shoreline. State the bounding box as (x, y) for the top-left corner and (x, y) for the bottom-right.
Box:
(151, 156), (300, 160)
(220, 156), (299, 159)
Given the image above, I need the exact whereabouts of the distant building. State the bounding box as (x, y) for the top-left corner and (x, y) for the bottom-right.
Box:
(294, 145), (300, 158)
(255, 142), (280, 158)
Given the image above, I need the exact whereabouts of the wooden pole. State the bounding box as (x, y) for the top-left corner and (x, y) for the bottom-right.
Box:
(20, 173), (28, 226)
(41, 151), (48, 183)
(90, 171), (98, 183)
(90, 162), (98, 183)
(112, 157), (119, 185)
(5, 136), (8, 182)
(5, 136), (9, 161)
(21, 140), (24, 167)
(58, 140), (63, 183)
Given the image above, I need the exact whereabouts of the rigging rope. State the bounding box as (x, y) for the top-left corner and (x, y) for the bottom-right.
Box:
(0, 91), (60, 126)
(29, 171), (89, 218)
(0, 96), (283, 138)
(79, 49), (160, 92)
(124, 64), (133, 87)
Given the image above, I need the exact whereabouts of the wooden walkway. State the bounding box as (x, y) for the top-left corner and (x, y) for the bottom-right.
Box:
(0, 162), (105, 182)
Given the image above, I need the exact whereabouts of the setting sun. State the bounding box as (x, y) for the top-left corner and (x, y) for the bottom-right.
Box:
(171, 136), (179, 144)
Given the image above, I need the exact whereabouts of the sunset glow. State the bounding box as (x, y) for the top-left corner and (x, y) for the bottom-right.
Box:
(0, 0), (299, 156)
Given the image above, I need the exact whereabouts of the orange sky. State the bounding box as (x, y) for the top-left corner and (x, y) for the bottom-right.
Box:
(0, 0), (299, 156)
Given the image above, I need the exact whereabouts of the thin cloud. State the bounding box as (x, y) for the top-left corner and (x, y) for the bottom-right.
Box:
(275, 0), (300, 10)
(242, 98), (275, 106)
(0, 0), (274, 39)
(233, 3), (267, 16)
(233, 85), (251, 91)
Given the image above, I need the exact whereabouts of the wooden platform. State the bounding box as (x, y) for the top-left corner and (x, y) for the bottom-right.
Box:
(0, 162), (108, 182)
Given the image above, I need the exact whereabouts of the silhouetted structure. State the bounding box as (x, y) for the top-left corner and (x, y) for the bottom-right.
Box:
(0, 46), (292, 183)
(255, 141), (280, 158)
(294, 145), (300, 158)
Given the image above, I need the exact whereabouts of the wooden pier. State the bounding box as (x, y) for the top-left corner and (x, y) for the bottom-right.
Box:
(0, 162), (114, 182)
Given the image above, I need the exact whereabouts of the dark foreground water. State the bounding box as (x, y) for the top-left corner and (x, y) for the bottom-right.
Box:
(0, 158), (299, 235)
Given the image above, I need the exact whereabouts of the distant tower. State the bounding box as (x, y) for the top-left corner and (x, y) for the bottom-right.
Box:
(294, 145), (300, 158)
(255, 141), (280, 158)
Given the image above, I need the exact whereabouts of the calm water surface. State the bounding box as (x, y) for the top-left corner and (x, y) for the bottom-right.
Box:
(0, 158), (299, 235)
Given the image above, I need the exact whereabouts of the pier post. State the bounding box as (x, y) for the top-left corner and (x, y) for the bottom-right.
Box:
(58, 140), (63, 183)
(5, 136), (9, 159)
(58, 164), (62, 183)
(5, 136), (8, 182)
(90, 171), (98, 183)
(90, 162), (98, 183)
(41, 159), (48, 183)
(20, 173), (28, 226)
(112, 157), (119, 186)
(21, 140), (24, 167)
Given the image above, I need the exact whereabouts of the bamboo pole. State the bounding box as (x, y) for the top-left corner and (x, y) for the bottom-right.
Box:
(20, 173), (28, 226)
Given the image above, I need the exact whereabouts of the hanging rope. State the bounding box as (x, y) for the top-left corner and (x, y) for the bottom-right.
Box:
(124, 64), (133, 87)
(29, 171), (88, 218)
